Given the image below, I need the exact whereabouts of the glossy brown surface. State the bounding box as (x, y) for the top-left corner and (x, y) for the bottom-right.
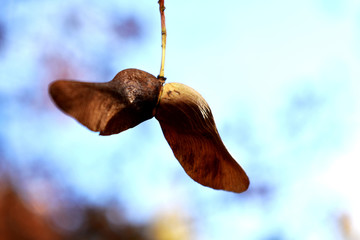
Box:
(49, 70), (249, 193)
(49, 68), (163, 135)
(155, 83), (249, 193)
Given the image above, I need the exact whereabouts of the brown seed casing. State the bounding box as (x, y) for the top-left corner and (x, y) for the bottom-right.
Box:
(155, 83), (249, 193)
(49, 70), (249, 193)
(49, 68), (163, 135)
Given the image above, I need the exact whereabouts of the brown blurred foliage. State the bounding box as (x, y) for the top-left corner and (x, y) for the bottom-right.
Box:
(0, 183), (62, 240)
(0, 180), (150, 240)
(0, 173), (196, 240)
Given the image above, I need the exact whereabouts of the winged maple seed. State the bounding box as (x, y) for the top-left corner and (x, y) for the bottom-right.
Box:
(49, 69), (163, 135)
(155, 82), (249, 193)
(49, 68), (249, 193)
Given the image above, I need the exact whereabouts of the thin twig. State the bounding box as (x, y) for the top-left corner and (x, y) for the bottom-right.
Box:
(158, 0), (166, 81)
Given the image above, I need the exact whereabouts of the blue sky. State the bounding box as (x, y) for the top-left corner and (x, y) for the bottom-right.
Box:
(1, 0), (360, 239)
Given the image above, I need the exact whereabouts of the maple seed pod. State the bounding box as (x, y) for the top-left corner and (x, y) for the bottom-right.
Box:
(155, 83), (250, 193)
(49, 68), (163, 135)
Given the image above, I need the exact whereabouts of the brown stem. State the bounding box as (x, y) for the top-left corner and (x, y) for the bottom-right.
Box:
(158, 0), (166, 81)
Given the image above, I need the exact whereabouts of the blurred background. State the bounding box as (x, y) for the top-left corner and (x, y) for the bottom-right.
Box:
(1, 0), (360, 239)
